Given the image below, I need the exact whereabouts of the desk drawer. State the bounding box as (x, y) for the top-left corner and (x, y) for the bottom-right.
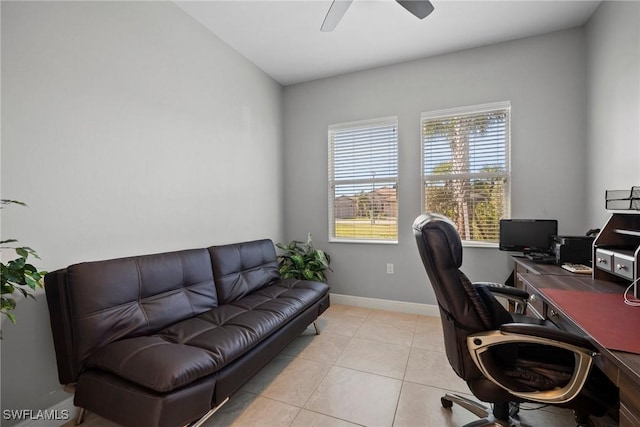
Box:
(546, 307), (583, 337)
(525, 289), (545, 319)
(595, 249), (614, 272)
(613, 253), (635, 280)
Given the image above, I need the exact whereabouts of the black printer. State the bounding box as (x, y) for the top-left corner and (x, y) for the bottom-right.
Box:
(549, 235), (594, 265)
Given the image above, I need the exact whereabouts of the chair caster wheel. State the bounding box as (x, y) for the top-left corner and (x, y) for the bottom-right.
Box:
(441, 397), (453, 409)
(509, 401), (520, 418)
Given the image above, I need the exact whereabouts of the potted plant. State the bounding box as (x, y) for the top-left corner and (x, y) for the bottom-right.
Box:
(1, 199), (46, 325)
(276, 233), (331, 282)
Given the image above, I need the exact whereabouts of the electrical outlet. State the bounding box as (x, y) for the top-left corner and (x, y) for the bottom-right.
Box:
(386, 263), (394, 274)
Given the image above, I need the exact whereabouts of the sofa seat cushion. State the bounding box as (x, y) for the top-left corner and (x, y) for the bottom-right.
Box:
(81, 336), (216, 393)
(85, 279), (329, 393)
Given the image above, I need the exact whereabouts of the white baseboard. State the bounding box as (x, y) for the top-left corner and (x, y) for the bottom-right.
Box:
(330, 293), (439, 317)
(12, 396), (76, 427)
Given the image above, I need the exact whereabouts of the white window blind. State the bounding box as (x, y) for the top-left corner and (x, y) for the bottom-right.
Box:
(328, 117), (398, 243)
(421, 102), (510, 245)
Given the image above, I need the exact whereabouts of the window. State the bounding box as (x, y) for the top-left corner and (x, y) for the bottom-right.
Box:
(421, 102), (510, 246)
(328, 117), (398, 243)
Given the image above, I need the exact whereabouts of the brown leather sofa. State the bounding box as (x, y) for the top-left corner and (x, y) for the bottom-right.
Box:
(45, 239), (330, 427)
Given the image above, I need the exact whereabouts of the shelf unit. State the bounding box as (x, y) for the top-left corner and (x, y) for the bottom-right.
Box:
(593, 212), (640, 297)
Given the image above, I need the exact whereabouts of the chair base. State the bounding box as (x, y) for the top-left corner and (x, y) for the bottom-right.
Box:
(441, 393), (524, 427)
(441, 393), (599, 427)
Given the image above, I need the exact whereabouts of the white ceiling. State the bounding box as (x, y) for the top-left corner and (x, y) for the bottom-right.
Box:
(175, 0), (601, 86)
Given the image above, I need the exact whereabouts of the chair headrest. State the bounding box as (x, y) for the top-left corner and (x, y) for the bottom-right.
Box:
(412, 213), (463, 268)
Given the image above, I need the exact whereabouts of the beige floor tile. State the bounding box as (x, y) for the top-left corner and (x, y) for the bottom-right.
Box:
(355, 319), (416, 347)
(290, 409), (361, 427)
(61, 411), (121, 427)
(240, 354), (332, 407)
(335, 337), (410, 379)
(205, 391), (300, 427)
(305, 366), (402, 427)
(404, 347), (469, 394)
(280, 331), (351, 364)
(412, 316), (445, 352)
(323, 304), (371, 319)
(317, 314), (366, 337)
(513, 405), (578, 427)
(393, 382), (478, 427)
(366, 309), (419, 323)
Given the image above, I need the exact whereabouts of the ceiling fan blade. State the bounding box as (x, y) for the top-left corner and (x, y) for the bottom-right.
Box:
(396, 0), (434, 19)
(321, 0), (354, 32)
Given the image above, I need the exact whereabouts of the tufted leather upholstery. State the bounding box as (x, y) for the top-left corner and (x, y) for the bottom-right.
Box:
(84, 277), (327, 392)
(208, 239), (281, 304)
(45, 239), (330, 427)
(63, 249), (218, 376)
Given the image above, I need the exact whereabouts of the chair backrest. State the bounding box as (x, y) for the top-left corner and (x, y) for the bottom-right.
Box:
(413, 213), (506, 381)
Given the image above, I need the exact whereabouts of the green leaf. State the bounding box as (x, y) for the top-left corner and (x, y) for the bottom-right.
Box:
(25, 275), (39, 289)
(275, 233), (331, 283)
(16, 247), (29, 258)
(2, 297), (16, 310)
(291, 254), (304, 269)
(5, 312), (16, 323)
(0, 199), (27, 208)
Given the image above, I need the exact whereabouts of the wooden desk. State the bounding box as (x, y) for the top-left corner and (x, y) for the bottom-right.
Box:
(517, 271), (640, 426)
(512, 255), (574, 277)
(511, 256), (572, 318)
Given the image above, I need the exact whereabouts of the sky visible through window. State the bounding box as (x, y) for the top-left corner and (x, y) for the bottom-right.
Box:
(332, 123), (398, 197)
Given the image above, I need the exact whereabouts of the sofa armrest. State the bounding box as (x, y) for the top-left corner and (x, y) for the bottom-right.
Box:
(44, 269), (78, 384)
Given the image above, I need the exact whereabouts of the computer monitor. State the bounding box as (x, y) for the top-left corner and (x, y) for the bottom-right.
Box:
(499, 219), (558, 253)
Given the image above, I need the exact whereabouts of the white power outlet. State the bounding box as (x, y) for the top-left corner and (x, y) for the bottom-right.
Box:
(386, 263), (394, 274)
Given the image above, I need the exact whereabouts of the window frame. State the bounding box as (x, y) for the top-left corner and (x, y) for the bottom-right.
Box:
(420, 101), (511, 248)
(328, 116), (399, 244)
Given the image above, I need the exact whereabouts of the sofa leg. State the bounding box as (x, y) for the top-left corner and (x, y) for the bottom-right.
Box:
(313, 320), (321, 335)
(74, 408), (86, 425)
(187, 397), (229, 427)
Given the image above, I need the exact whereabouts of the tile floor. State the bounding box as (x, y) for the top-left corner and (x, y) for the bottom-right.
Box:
(65, 304), (616, 427)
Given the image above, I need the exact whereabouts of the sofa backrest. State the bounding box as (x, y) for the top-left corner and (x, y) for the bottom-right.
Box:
(45, 248), (217, 384)
(208, 239), (280, 304)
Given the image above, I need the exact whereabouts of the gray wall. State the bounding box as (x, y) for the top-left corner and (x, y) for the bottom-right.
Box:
(1, 1), (282, 422)
(283, 29), (589, 304)
(585, 1), (640, 227)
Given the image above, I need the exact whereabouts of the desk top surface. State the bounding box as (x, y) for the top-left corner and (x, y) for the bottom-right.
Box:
(511, 255), (575, 275)
(519, 272), (640, 388)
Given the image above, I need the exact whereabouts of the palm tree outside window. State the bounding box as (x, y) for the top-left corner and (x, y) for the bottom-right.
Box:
(421, 102), (511, 245)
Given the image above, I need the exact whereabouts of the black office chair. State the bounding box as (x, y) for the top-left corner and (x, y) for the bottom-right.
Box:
(412, 213), (617, 427)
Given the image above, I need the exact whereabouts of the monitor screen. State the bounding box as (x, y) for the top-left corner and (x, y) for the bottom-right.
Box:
(499, 219), (558, 253)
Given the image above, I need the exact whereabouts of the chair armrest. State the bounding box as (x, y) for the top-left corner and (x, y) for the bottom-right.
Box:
(474, 282), (529, 300)
(467, 327), (597, 404)
(500, 323), (594, 351)
(473, 282), (529, 314)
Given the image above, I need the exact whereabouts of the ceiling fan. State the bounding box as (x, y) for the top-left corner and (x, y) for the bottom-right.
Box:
(321, 0), (435, 32)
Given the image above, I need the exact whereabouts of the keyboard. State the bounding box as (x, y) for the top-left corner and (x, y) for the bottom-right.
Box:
(525, 253), (556, 263)
(561, 263), (592, 274)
